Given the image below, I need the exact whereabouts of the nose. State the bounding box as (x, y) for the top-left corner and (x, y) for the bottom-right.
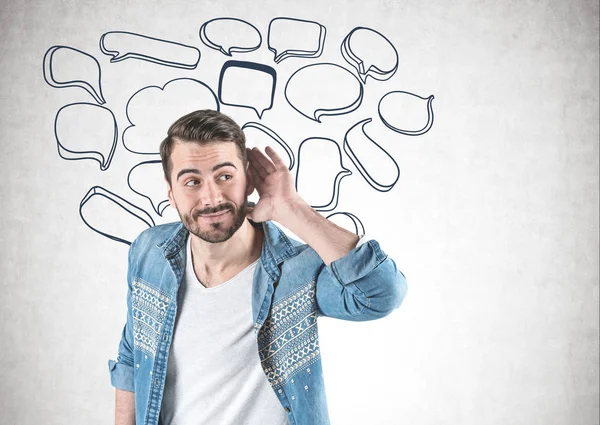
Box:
(199, 179), (223, 207)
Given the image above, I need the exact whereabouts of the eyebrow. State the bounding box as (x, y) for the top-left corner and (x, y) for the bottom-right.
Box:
(176, 162), (237, 181)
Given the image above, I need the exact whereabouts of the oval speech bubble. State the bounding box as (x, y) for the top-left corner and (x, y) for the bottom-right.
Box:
(343, 118), (400, 192)
(341, 27), (398, 84)
(43, 45), (105, 104)
(285, 63), (363, 122)
(241, 122), (295, 170)
(200, 18), (262, 56)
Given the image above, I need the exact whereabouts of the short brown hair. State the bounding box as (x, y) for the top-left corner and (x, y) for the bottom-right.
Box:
(159, 110), (247, 183)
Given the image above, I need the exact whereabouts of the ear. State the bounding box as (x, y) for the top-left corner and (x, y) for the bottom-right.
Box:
(245, 162), (255, 197)
(166, 177), (176, 209)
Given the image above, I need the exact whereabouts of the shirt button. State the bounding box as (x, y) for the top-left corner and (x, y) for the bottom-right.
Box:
(284, 407), (290, 412)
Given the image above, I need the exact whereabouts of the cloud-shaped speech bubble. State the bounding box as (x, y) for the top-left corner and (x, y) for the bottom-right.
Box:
(218, 60), (276, 119)
(241, 122), (295, 170)
(326, 212), (365, 236)
(343, 118), (400, 192)
(43, 45), (105, 104)
(200, 18), (262, 56)
(285, 63), (363, 122)
(80, 186), (154, 245)
(54, 102), (117, 171)
(100, 31), (200, 69)
(123, 78), (219, 154)
(127, 160), (170, 216)
(267, 17), (326, 63)
(378, 91), (435, 135)
(295, 137), (351, 211)
(341, 27), (398, 84)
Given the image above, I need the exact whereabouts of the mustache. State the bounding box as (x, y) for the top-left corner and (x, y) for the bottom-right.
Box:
(192, 204), (234, 220)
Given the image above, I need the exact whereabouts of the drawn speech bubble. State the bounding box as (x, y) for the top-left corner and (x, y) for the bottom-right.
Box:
(127, 161), (170, 216)
(200, 18), (262, 56)
(54, 102), (117, 171)
(100, 31), (200, 69)
(241, 122), (295, 170)
(267, 17), (326, 63)
(218, 60), (276, 119)
(285, 63), (363, 122)
(80, 186), (154, 245)
(43, 45), (105, 104)
(123, 78), (219, 154)
(378, 91), (435, 135)
(344, 118), (400, 192)
(295, 137), (351, 211)
(341, 27), (398, 84)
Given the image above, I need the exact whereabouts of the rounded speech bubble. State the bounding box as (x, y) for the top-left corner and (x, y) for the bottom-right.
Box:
(378, 91), (435, 135)
(267, 17), (326, 63)
(285, 63), (363, 122)
(43, 45), (105, 104)
(100, 31), (200, 69)
(341, 27), (399, 84)
(200, 18), (262, 56)
(295, 137), (352, 211)
(218, 60), (276, 119)
(127, 160), (170, 216)
(242, 122), (295, 170)
(343, 118), (400, 192)
(54, 102), (117, 171)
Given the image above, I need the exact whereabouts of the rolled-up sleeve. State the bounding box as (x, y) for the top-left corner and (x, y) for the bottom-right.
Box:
(315, 239), (407, 321)
(108, 239), (137, 392)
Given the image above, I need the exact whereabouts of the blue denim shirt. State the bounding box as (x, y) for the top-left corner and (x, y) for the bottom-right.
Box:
(108, 219), (407, 425)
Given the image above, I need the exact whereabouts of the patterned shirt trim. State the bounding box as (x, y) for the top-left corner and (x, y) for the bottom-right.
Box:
(132, 278), (170, 357)
(258, 279), (321, 389)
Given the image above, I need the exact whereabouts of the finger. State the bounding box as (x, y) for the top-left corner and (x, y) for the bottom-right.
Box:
(249, 147), (276, 174)
(264, 146), (287, 170)
(249, 154), (269, 180)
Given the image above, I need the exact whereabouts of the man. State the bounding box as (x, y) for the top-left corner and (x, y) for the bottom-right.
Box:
(108, 110), (407, 425)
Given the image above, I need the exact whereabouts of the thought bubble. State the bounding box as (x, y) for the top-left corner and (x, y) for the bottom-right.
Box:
(341, 27), (398, 84)
(285, 63), (363, 122)
(43, 45), (105, 104)
(200, 18), (262, 56)
(127, 161), (169, 216)
(378, 91), (435, 135)
(344, 118), (400, 192)
(80, 186), (154, 245)
(326, 212), (365, 236)
(123, 78), (219, 154)
(241, 122), (295, 170)
(295, 137), (351, 211)
(100, 31), (200, 69)
(54, 102), (117, 171)
(267, 17), (326, 63)
(218, 60), (276, 119)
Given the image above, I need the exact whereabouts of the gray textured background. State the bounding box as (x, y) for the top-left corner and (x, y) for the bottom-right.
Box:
(0, 0), (598, 424)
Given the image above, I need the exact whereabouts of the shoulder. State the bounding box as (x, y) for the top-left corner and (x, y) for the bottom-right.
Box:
(130, 221), (184, 255)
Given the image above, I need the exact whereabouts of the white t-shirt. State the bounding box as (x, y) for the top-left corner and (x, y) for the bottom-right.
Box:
(160, 237), (289, 425)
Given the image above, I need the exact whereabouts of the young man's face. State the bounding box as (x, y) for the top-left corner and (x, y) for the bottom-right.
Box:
(166, 140), (253, 243)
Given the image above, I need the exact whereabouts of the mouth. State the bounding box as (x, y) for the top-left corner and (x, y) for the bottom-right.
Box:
(198, 209), (231, 221)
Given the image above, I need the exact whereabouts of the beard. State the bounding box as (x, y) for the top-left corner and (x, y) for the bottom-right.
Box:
(179, 198), (249, 243)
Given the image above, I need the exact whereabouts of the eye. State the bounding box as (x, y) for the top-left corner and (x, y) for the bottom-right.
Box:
(218, 174), (233, 181)
(184, 179), (200, 187)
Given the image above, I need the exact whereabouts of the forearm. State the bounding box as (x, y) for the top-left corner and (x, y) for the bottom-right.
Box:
(115, 389), (135, 425)
(275, 197), (359, 266)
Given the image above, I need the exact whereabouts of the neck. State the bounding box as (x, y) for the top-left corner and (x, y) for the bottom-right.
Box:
(189, 219), (263, 277)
